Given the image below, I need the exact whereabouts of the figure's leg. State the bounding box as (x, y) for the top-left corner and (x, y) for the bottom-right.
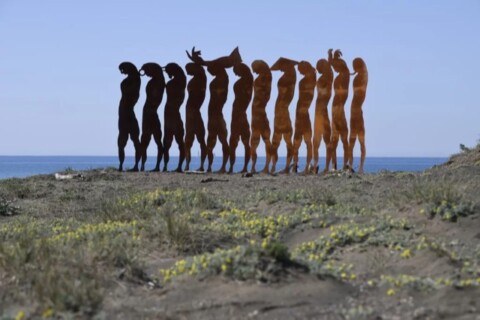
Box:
(322, 122), (332, 174)
(303, 130), (313, 174)
(206, 131), (217, 173)
(270, 131), (281, 173)
(312, 126), (321, 174)
(130, 118), (141, 171)
(292, 131), (302, 174)
(117, 131), (128, 171)
(217, 121), (229, 173)
(153, 121), (163, 172)
(330, 128), (340, 171)
(162, 128), (173, 172)
(174, 124), (186, 172)
(323, 132), (332, 174)
(282, 131), (294, 174)
(139, 132), (152, 171)
(250, 129), (261, 173)
(196, 119), (207, 172)
(340, 128), (350, 170)
(261, 126), (272, 173)
(184, 129), (194, 172)
(358, 130), (366, 174)
(228, 130), (239, 174)
(241, 126), (251, 173)
(348, 130), (357, 171)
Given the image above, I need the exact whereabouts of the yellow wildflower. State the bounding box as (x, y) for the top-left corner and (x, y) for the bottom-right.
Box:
(42, 307), (54, 318)
(15, 311), (25, 320)
(400, 249), (412, 259)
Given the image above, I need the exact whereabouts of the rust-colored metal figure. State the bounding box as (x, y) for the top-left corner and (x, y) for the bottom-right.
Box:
(206, 62), (230, 173)
(348, 58), (368, 174)
(270, 57), (298, 173)
(186, 47), (242, 173)
(184, 63), (207, 172)
(328, 49), (350, 170)
(312, 59), (334, 174)
(138, 62), (165, 172)
(250, 60), (273, 174)
(163, 63), (187, 172)
(292, 61), (316, 174)
(228, 63), (253, 173)
(117, 62), (141, 172)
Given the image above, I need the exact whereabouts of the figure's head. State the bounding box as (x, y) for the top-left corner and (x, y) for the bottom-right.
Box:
(233, 63), (251, 77)
(334, 49), (343, 60)
(297, 61), (315, 76)
(251, 60), (269, 75)
(164, 63), (184, 79)
(316, 59), (331, 74)
(207, 63), (224, 76)
(139, 62), (163, 78)
(352, 58), (367, 73)
(119, 62), (139, 76)
(270, 57), (298, 72)
(185, 63), (205, 76)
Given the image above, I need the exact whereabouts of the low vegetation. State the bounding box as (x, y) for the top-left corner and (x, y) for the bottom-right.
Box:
(0, 147), (479, 318)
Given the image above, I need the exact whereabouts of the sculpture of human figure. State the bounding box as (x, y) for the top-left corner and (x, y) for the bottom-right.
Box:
(184, 62), (207, 172)
(292, 61), (316, 174)
(138, 62), (165, 172)
(228, 63), (253, 173)
(328, 49), (350, 170)
(270, 57), (298, 173)
(250, 60), (273, 174)
(162, 63), (187, 172)
(312, 59), (334, 174)
(117, 62), (141, 172)
(348, 57), (368, 174)
(205, 62), (230, 173)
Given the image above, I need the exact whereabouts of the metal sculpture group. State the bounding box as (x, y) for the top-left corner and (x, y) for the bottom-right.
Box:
(117, 48), (368, 174)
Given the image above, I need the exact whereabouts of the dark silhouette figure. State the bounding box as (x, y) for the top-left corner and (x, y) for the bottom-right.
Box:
(250, 60), (273, 174)
(229, 63), (253, 173)
(163, 63), (187, 172)
(270, 57), (298, 173)
(186, 47), (241, 173)
(117, 62), (141, 172)
(312, 59), (334, 174)
(206, 63), (230, 173)
(348, 58), (368, 174)
(184, 63), (207, 172)
(328, 49), (350, 170)
(186, 47), (242, 69)
(292, 61), (316, 174)
(138, 63), (165, 171)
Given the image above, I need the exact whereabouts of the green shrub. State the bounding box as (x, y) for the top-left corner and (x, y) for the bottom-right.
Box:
(0, 197), (20, 216)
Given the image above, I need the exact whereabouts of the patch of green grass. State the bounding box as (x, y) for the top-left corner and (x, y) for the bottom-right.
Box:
(0, 179), (32, 199)
(160, 240), (301, 284)
(392, 179), (476, 222)
(249, 188), (337, 206)
(58, 189), (86, 202)
(0, 217), (146, 316)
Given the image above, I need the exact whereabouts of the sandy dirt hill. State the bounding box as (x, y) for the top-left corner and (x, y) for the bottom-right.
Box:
(1, 146), (479, 319)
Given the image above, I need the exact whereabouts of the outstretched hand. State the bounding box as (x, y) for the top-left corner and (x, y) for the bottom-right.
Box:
(186, 47), (205, 65)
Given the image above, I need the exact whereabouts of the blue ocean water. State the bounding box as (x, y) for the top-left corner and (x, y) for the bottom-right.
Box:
(0, 156), (448, 180)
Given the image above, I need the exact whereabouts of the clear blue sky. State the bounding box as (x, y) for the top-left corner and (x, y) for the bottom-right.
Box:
(0, 0), (479, 157)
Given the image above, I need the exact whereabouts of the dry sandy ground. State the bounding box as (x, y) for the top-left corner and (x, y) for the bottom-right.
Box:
(1, 147), (479, 319)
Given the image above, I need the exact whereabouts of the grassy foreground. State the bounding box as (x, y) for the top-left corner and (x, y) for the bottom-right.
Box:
(1, 146), (479, 319)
